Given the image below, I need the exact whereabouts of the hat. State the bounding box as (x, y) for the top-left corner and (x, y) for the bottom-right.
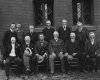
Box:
(37, 55), (44, 63)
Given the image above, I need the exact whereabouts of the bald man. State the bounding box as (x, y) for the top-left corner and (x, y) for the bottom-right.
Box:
(21, 36), (35, 74)
(3, 37), (21, 79)
(43, 20), (55, 42)
(64, 32), (80, 72)
(75, 22), (89, 71)
(26, 25), (38, 45)
(58, 19), (71, 43)
(49, 31), (65, 74)
(85, 32), (100, 72)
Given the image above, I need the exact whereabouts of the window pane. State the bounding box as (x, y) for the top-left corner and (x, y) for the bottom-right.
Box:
(34, 1), (54, 26)
(72, 0), (93, 25)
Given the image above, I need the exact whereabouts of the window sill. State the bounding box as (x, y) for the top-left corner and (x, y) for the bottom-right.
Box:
(72, 25), (96, 31)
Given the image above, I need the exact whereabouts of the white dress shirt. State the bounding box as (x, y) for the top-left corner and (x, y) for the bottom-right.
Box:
(91, 39), (94, 45)
(9, 44), (16, 57)
(63, 26), (66, 31)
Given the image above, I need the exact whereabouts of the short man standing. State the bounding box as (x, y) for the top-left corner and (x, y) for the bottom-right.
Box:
(16, 23), (25, 46)
(58, 19), (71, 43)
(75, 22), (89, 72)
(27, 25), (38, 45)
(43, 20), (55, 42)
(49, 31), (65, 74)
(85, 32), (100, 72)
(3, 37), (21, 80)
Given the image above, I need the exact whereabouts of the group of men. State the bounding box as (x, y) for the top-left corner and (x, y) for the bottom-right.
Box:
(2, 19), (100, 80)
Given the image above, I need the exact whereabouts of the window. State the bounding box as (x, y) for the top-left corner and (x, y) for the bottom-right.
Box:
(72, 0), (94, 25)
(34, 0), (54, 26)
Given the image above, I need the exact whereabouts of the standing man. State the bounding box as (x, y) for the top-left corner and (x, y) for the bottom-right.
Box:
(75, 22), (89, 72)
(2, 23), (19, 48)
(26, 25), (38, 45)
(3, 37), (21, 80)
(58, 19), (71, 43)
(43, 20), (55, 42)
(34, 33), (49, 72)
(85, 32), (100, 72)
(16, 23), (25, 46)
(49, 31), (65, 74)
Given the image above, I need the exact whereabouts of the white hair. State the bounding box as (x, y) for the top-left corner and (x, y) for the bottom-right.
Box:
(29, 25), (34, 29)
(11, 37), (16, 41)
(25, 36), (31, 40)
(62, 19), (67, 23)
(53, 31), (59, 35)
(89, 32), (95, 36)
(70, 32), (76, 37)
(77, 22), (82, 26)
(46, 20), (51, 24)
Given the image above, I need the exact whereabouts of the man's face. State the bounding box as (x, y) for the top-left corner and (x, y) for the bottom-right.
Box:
(39, 35), (44, 41)
(78, 24), (83, 29)
(90, 35), (95, 40)
(11, 39), (16, 44)
(16, 24), (21, 30)
(25, 39), (30, 43)
(29, 26), (34, 32)
(70, 35), (75, 39)
(62, 22), (67, 26)
(54, 33), (59, 38)
(10, 24), (15, 30)
(46, 22), (51, 27)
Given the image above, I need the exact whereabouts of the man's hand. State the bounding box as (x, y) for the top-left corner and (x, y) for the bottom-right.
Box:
(36, 54), (39, 57)
(72, 53), (77, 56)
(59, 52), (63, 57)
(68, 55), (73, 60)
(64, 53), (68, 57)
(95, 52), (97, 55)
(3, 60), (6, 65)
(52, 52), (56, 57)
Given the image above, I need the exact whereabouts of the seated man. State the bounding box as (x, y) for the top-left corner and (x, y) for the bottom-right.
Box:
(3, 37), (21, 80)
(85, 32), (100, 72)
(49, 31), (65, 74)
(64, 32), (79, 72)
(21, 36), (35, 74)
(34, 33), (48, 72)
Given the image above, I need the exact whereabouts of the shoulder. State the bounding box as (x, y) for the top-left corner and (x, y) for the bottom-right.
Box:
(59, 38), (63, 42)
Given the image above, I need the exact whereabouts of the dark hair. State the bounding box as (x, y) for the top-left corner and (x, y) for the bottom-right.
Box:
(10, 22), (15, 26)
(39, 33), (44, 36)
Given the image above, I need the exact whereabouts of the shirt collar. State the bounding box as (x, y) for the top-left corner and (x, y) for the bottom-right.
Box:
(10, 28), (14, 32)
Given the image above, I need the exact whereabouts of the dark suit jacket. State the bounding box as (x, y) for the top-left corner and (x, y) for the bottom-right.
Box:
(21, 43), (35, 57)
(16, 30), (25, 45)
(26, 31), (39, 45)
(3, 43), (21, 60)
(64, 40), (79, 55)
(43, 27), (55, 42)
(75, 27), (89, 53)
(49, 38), (64, 55)
(58, 26), (71, 42)
(85, 39), (100, 56)
(2, 30), (19, 48)
(34, 40), (48, 56)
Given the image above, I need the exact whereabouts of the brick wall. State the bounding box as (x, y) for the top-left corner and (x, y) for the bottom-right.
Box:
(94, 0), (100, 39)
(0, 0), (100, 49)
(54, 0), (73, 29)
(0, 0), (34, 48)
